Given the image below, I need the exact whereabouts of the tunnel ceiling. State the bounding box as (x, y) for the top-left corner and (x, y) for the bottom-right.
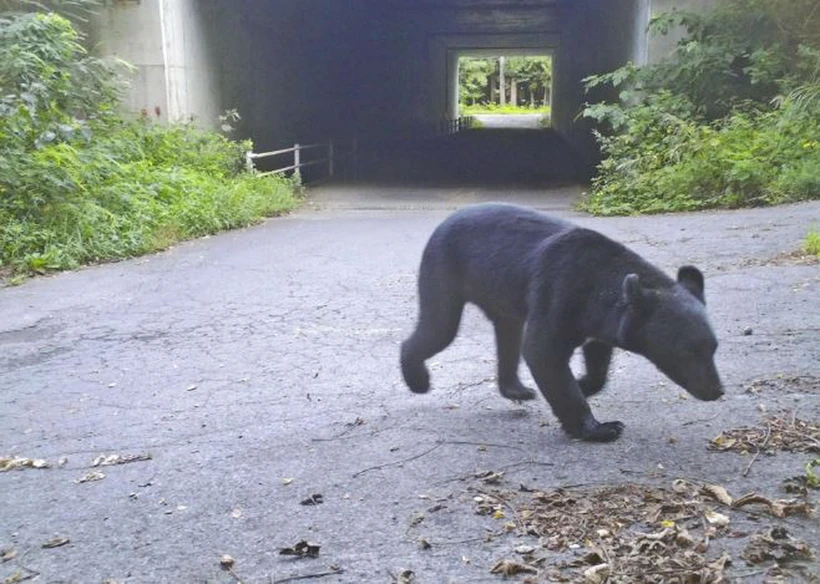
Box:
(381, 0), (563, 36)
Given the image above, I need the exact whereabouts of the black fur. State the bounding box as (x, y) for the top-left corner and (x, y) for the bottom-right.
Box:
(401, 203), (723, 442)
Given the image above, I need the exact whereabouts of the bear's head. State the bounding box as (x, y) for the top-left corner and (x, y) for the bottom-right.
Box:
(617, 266), (723, 401)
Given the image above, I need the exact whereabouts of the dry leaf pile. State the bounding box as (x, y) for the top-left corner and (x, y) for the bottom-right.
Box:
(709, 415), (820, 455)
(485, 481), (815, 583)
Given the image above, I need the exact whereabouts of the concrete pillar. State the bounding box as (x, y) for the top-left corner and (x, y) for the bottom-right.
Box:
(89, 0), (220, 127)
(447, 50), (460, 119)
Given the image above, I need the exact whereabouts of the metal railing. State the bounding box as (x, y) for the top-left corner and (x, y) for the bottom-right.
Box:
(245, 138), (357, 180)
(245, 116), (474, 182)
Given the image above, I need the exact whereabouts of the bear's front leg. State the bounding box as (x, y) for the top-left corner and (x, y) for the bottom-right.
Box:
(523, 329), (624, 442)
(578, 340), (613, 397)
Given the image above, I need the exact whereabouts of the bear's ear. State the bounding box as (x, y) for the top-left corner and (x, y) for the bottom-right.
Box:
(677, 266), (705, 303)
(621, 273), (643, 306)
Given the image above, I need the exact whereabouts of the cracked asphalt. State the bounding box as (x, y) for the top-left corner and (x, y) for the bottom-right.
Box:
(1, 183), (818, 583)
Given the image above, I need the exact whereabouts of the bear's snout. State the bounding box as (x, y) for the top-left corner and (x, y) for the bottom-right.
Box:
(696, 384), (724, 401)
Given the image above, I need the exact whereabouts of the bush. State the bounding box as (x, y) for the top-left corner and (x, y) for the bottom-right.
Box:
(581, 0), (820, 215)
(0, 11), (300, 277)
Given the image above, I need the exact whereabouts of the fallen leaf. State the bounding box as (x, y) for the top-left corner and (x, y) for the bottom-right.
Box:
(583, 563), (611, 584)
(418, 537), (431, 550)
(1, 547), (16, 562)
(490, 559), (537, 576)
(75, 471), (105, 484)
(707, 551), (731, 573)
(702, 484), (734, 506)
(396, 569), (415, 584)
(279, 540), (320, 559)
(476, 470), (505, 484)
(41, 537), (70, 549)
(219, 554), (235, 569)
(231, 509), (242, 519)
(492, 509), (506, 519)
(92, 453), (151, 467)
(0, 456), (50, 472)
(300, 493), (324, 506)
(282, 478), (293, 485)
(704, 509), (730, 527)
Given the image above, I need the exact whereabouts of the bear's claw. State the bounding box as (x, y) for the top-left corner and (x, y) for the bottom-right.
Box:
(499, 381), (537, 401)
(567, 415), (625, 442)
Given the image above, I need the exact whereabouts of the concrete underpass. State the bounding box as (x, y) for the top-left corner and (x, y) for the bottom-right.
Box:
(89, 0), (715, 185)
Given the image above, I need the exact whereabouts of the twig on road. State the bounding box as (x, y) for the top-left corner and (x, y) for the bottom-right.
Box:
(742, 421), (772, 477)
(272, 567), (344, 583)
(681, 413), (720, 427)
(353, 443), (443, 478)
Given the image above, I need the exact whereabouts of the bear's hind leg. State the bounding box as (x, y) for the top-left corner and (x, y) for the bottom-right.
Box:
(401, 274), (465, 394)
(578, 340), (612, 397)
(493, 317), (536, 401)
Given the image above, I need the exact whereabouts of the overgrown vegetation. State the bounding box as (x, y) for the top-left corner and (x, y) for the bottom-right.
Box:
(0, 9), (299, 278)
(581, 0), (820, 215)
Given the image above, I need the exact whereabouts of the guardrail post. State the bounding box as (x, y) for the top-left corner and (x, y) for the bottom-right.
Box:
(294, 143), (301, 175)
(328, 139), (335, 177)
(245, 151), (255, 173)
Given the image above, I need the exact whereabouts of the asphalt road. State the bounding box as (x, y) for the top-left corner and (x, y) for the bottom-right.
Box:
(473, 114), (543, 129)
(1, 183), (818, 583)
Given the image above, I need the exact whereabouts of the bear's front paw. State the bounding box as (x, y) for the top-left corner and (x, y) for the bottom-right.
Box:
(567, 415), (624, 442)
(499, 380), (537, 402)
(583, 421), (625, 442)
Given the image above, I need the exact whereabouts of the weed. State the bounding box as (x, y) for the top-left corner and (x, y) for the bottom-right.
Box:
(805, 230), (820, 258)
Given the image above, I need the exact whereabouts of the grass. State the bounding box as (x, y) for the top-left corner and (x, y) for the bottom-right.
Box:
(460, 104), (551, 116)
(806, 230), (820, 258)
(1, 121), (303, 281)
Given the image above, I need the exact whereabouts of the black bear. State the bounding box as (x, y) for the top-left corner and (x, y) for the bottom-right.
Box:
(400, 203), (723, 442)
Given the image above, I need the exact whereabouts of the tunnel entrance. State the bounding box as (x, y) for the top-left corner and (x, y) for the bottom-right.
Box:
(456, 53), (553, 130)
(93, 0), (655, 186)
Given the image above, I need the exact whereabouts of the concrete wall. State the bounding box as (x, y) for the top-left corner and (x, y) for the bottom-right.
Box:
(551, 0), (646, 172)
(647, 0), (721, 62)
(89, 0), (221, 127)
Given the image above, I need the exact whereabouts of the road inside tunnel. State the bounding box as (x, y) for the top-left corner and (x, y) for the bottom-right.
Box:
(353, 128), (583, 186)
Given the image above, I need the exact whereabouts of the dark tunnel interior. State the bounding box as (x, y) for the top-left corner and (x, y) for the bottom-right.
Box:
(196, 0), (652, 185)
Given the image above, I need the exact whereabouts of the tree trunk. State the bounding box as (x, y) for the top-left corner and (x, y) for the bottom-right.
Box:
(510, 78), (518, 107)
(498, 56), (506, 106)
